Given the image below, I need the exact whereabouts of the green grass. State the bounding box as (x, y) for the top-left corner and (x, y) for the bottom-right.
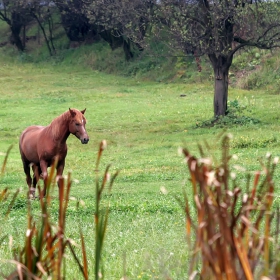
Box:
(0, 58), (280, 279)
(231, 48), (280, 94)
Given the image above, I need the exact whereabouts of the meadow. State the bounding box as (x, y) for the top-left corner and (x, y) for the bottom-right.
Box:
(0, 59), (280, 279)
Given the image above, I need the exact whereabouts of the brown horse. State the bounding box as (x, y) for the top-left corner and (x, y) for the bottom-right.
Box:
(19, 108), (89, 198)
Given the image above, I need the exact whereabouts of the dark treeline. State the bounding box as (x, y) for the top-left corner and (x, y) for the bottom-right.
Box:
(1, 0), (280, 117)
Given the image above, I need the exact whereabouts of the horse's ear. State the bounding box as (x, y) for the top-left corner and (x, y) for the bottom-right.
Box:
(80, 108), (86, 115)
(69, 108), (76, 117)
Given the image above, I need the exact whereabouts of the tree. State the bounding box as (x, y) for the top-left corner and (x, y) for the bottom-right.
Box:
(0, 0), (32, 51)
(27, 0), (57, 56)
(0, 0), (56, 55)
(84, 0), (153, 59)
(53, 0), (92, 42)
(158, 0), (280, 116)
(54, 0), (137, 59)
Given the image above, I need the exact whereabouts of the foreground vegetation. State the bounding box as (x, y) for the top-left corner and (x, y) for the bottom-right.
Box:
(0, 51), (280, 278)
(2, 134), (280, 279)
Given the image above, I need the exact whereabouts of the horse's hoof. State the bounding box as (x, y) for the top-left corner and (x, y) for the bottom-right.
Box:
(29, 187), (36, 199)
(29, 193), (36, 200)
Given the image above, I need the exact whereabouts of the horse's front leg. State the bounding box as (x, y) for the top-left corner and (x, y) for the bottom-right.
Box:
(39, 160), (48, 198)
(22, 161), (34, 198)
(56, 160), (65, 200)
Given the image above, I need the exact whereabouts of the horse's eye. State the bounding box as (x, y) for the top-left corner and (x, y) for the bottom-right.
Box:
(76, 123), (80, 126)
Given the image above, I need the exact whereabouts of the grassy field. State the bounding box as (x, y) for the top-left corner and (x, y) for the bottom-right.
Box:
(0, 59), (280, 279)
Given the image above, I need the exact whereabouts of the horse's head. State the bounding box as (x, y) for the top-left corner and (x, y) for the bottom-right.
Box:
(69, 108), (89, 144)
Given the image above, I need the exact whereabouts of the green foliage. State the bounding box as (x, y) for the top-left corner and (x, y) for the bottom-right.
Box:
(231, 135), (279, 149)
(195, 99), (260, 128)
(231, 48), (280, 93)
(243, 55), (280, 92)
(0, 15), (212, 83)
(231, 49), (263, 72)
(0, 20), (9, 44)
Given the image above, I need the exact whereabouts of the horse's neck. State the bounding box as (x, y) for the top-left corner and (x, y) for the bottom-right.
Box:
(49, 113), (70, 144)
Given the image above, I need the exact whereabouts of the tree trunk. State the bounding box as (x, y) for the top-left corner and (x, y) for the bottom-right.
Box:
(213, 67), (229, 116)
(10, 24), (24, 51)
(22, 25), (26, 49)
(7, 11), (25, 51)
(209, 55), (231, 117)
(31, 12), (53, 56)
(47, 11), (56, 55)
(123, 39), (133, 61)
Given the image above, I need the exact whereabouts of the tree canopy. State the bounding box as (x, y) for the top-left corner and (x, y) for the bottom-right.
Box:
(156, 0), (280, 115)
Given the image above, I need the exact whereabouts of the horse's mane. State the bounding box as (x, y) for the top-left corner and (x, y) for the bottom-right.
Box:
(47, 110), (71, 140)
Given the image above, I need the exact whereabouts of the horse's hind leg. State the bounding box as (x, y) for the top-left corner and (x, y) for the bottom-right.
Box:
(22, 161), (35, 198)
(32, 164), (41, 189)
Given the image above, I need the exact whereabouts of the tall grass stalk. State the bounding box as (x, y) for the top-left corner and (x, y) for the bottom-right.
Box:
(1, 145), (13, 175)
(94, 140), (119, 279)
(178, 134), (280, 279)
(6, 160), (88, 279)
(0, 146), (19, 247)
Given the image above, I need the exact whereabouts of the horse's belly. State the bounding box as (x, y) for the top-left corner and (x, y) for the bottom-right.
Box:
(20, 125), (67, 166)
(20, 126), (44, 164)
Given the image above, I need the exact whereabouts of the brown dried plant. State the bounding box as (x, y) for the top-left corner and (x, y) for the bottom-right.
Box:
(5, 159), (88, 279)
(178, 134), (280, 280)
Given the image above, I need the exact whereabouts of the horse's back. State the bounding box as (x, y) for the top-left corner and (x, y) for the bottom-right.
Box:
(19, 125), (45, 164)
(20, 125), (45, 144)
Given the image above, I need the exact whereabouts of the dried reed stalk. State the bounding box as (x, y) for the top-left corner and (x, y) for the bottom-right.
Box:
(179, 134), (280, 279)
(6, 158), (88, 279)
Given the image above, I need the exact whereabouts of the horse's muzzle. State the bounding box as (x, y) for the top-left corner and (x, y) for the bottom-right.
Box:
(81, 138), (89, 144)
